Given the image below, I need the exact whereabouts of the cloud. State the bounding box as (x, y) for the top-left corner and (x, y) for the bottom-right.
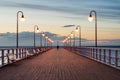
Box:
(0, 31), (57, 46)
(0, 0), (89, 17)
(63, 25), (75, 28)
(105, 39), (120, 43)
(1, 1), (79, 14)
(1, 0), (120, 22)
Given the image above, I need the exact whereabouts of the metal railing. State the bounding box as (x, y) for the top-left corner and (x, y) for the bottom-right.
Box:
(0, 47), (52, 67)
(65, 47), (120, 69)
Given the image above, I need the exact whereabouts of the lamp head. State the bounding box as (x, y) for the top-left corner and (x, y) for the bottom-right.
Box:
(68, 36), (70, 39)
(70, 33), (73, 36)
(36, 27), (39, 32)
(75, 27), (79, 32)
(88, 14), (93, 22)
(37, 27), (39, 30)
(45, 36), (48, 39)
(21, 14), (24, 18)
(42, 32), (45, 37)
(20, 14), (25, 21)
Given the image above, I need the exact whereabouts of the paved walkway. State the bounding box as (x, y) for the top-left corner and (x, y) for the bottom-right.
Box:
(0, 48), (120, 80)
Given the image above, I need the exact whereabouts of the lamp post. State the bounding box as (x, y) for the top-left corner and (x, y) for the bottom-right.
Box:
(70, 33), (72, 47)
(67, 37), (69, 47)
(42, 32), (45, 47)
(16, 11), (25, 48)
(71, 31), (75, 47)
(45, 36), (48, 47)
(75, 25), (81, 47)
(68, 36), (71, 49)
(40, 32), (42, 47)
(67, 36), (70, 49)
(34, 25), (39, 48)
(57, 40), (59, 47)
(88, 10), (97, 47)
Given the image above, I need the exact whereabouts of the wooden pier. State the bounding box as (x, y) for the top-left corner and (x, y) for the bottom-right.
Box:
(0, 48), (120, 80)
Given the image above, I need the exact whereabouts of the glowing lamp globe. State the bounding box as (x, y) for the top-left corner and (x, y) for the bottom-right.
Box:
(75, 27), (79, 32)
(20, 15), (25, 21)
(88, 15), (93, 22)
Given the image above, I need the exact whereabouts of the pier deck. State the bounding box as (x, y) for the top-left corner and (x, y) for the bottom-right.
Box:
(0, 48), (120, 80)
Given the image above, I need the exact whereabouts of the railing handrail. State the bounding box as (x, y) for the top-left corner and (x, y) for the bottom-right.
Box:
(76, 47), (120, 51)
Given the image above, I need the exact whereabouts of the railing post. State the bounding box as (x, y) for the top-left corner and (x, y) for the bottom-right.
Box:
(93, 48), (95, 59)
(115, 50), (118, 67)
(1, 50), (4, 66)
(12, 49), (15, 60)
(16, 48), (18, 59)
(91, 48), (93, 58)
(103, 49), (106, 63)
(12, 49), (14, 55)
(25, 48), (27, 58)
(7, 49), (10, 64)
(99, 49), (101, 61)
(19, 49), (21, 59)
(90, 48), (92, 58)
(96, 48), (98, 60)
(108, 49), (111, 65)
(21, 48), (24, 58)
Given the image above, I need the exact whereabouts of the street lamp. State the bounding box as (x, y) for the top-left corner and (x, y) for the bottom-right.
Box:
(70, 33), (73, 47)
(40, 32), (42, 47)
(42, 32), (46, 47)
(16, 11), (25, 48)
(45, 36), (48, 47)
(67, 36), (70, 49)
(42, 32), (45, 37)
(71, 31), (75, 47)
(88, 10), (97, 47)
(75, 25), (81, 47)
(48, 38), (53, 47)
(34, 25), (39, 48)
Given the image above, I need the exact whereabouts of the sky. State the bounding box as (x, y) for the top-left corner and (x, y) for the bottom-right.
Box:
(0, 0), (120, 46)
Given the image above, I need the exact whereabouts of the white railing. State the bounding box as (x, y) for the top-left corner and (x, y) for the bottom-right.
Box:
(0, 47), (52, 67)
(65, 47), (120, 69)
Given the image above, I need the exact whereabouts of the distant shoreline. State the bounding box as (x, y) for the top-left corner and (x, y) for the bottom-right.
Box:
(84, 46), (120, 48)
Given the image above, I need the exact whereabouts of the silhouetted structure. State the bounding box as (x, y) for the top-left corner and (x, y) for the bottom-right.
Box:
(57, 45), (59, 49)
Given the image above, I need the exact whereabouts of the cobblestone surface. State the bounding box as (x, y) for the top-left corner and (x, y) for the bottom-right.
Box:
(0, 48), (120, 80)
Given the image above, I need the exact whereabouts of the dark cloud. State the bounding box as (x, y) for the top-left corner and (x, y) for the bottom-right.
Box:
(63, 25), (75, 28)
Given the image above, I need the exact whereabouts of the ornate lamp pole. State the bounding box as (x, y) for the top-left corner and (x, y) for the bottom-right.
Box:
(75, 25), (81, 47)
(88, 10), (97, 47)
(34, 25), (39, 48)
(16, 11), (25, 48)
